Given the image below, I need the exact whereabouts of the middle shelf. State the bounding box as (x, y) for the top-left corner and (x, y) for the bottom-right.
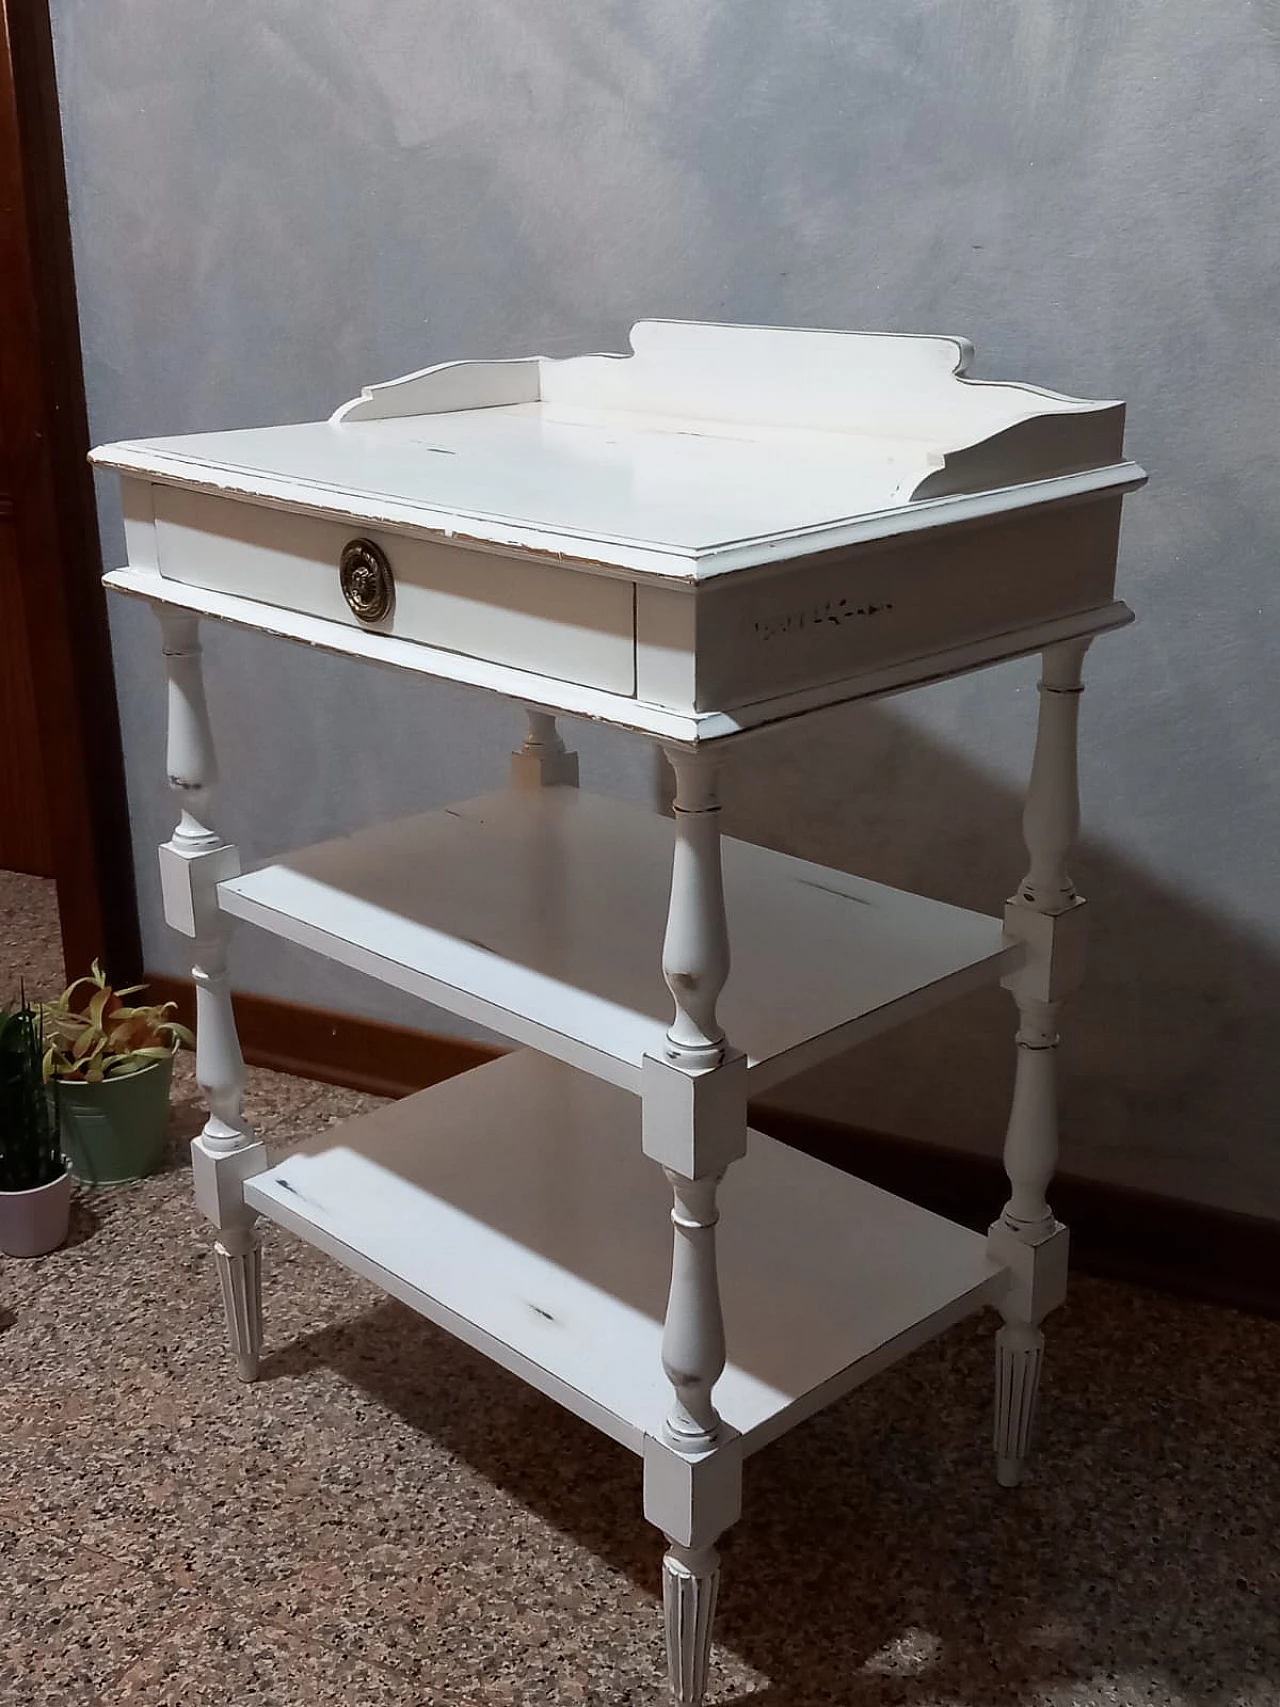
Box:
(219, 784), (1018, 1093)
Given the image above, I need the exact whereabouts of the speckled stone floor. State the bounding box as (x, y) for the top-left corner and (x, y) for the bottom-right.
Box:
(2, 870), (1279, 1705)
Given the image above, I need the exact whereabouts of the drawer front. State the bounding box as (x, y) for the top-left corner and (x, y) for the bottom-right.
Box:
(152, 488), (636, 695)
(638, 499), (1123, 713)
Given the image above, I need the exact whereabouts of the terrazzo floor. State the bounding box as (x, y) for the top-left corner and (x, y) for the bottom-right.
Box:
(2, 869), (1279, 1706)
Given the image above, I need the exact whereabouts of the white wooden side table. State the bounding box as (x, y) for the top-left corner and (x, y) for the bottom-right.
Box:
(94, 320), (1144, 1704)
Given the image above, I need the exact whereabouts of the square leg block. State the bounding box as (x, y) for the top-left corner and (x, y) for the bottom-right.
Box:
(510, 747), (579, 790)
(644, 1431), (743, 1549)
(1002, 895), (1088, 1005)
(192, 1135), (268, 1231)
(641, 1051), (747, 1178)
(160, 838), (241, 939)
(988, 1218), (1070, 1324)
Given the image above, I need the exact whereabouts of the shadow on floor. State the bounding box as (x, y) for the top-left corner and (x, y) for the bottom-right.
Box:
(63, 1193), (104, 1250)
(259, 1275), (1280, 1706)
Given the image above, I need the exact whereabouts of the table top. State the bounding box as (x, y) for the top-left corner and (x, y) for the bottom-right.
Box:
(91, 319), (1143, 582)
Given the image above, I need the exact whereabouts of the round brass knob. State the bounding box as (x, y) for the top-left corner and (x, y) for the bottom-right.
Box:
(339, 538), (394, 623)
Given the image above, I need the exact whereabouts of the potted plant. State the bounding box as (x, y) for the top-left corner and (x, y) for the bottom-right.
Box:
(0, 1000), (70, 1257)
(41, 962), (192, 1186)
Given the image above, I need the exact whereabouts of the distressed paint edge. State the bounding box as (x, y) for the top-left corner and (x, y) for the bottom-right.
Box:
(89, 439), (1146, 585)
(102, 568), (1134, 749)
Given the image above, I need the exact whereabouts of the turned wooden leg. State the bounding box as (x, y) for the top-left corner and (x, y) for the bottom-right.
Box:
(640, 746), (746, 1705)
(158, 608), (267, 1381)
(660, 748), (730, 1071)
(644, 1158), (741, 1703)
(989, 638), (1088, 1485)
(193, 930), (263, 1382)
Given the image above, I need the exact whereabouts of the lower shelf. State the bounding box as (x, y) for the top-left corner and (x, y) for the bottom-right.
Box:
(245, 1051), (1007, 1456)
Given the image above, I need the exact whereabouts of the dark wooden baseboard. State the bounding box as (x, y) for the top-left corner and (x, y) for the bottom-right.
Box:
(147, 973), (1280, 1320)
(147, 974), (503, 1103)
(752, 1106), (1280, 1322)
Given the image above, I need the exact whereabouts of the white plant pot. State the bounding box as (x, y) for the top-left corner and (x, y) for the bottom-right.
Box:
(0, 1166), (72, 1258)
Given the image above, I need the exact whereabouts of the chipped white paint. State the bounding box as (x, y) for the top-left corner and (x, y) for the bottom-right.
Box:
(148, 486), (636, 696)
(93, 322), (1143, 744)
(103, 564), (1135, 747)
(661, 751), (730, 1067)
(94, 322), (1141, 583)
(214, 784), (1022, 1095)
(101, 322), (1141, 1701)
(988, 638), (1093, 1487)
(244, 1051), (1005, 1451)
(157, 608), (266, 1381)
(659, 1168), (731, 1449)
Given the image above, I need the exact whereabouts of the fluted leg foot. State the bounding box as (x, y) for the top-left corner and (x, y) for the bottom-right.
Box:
(214, 1226), (263, 1382)
(994, 1319), (1044, 1486)
(663, 1542), (719, 1705)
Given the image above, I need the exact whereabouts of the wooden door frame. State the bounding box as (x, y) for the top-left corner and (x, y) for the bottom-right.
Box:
(0, 0), (141, 983)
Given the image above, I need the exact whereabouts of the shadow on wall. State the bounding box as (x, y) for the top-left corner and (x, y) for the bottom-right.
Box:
(260, 1284), (1280, 1705)
(647, 684), (1276, 1223)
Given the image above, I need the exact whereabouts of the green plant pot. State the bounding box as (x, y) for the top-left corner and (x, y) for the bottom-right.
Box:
(53, 1056), (174, 1185)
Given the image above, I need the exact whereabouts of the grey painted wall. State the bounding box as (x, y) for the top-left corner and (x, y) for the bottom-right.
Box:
(51, 1), (1280, 1217)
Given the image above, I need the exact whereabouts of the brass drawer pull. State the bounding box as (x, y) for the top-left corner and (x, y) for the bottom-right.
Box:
(339, 538), (394, 622)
